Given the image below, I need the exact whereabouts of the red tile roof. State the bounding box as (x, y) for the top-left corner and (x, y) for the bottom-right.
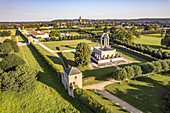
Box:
(31, 31), (47, 35)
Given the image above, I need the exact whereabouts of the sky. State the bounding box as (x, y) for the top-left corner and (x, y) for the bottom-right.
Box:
(0, 0), (170, 21)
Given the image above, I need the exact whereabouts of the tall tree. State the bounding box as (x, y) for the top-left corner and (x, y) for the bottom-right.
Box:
(75, 42), (91, 67)
(103, 27), (109, 33)
(112, 28), (134, 42)
(161, 30), (170, 47)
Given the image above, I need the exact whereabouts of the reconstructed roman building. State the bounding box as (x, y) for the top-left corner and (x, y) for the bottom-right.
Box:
(91, 33), (122, 64)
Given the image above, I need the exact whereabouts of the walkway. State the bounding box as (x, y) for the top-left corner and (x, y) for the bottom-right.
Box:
(38, 43), (67, 69)
(96, 89), (143, 113)
(83, 80), (143, 113)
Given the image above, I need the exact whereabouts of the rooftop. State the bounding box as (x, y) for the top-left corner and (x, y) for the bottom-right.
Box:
(64, 67), (82, 76)
(31, 31), (47, 35)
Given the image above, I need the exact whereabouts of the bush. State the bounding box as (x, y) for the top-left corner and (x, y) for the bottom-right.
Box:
(1, 64), (38, 91)
(0, 42), (13, 54)
(74, 89), (113, 113)
(3, 39), (19, 52)
(159, 60), (169, 72)
(114, 68), (127, 80)
(0, 54), (25, 71)
(152, 61), (162, 73)
(132, 65), (142, 77)
(139, 62), (156, 74)
(124, 66), (135, 79)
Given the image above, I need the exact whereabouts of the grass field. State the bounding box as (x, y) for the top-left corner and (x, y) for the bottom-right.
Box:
(134, 34), (170, 53)
(0, 45), (88, 112)
(91, 30), (103, 33)
(85, 90), (128, 113)
(42, 39), (99, 51)
(105, 72), (170, 113)
(0, 29), (16, 36)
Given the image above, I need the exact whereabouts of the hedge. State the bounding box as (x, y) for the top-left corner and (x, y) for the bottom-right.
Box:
(112, 45), (155, 61)
(74, 88), (113, 113)
(113, 59), (170, 81)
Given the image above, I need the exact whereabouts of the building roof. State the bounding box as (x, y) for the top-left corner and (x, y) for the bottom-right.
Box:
(64, 67), (82, 76)
(31, 31), (47, 35)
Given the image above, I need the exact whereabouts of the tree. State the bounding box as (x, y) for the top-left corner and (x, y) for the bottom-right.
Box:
(0, 54), (25, 71)
(124, 66), (135, 79)
(3, 39), (19, 52)
(151, 50), (157, 57)
(110, 27), (116, 33)
(131, 26), (136, 35)
(1, 64), (38, 91)
(139, 63), (156, 74)
(0, 42), (13, 54)
(159, 60), (169, 72)
(156, 51), (162, 59)
(132, 65), (142, 77)
(144, 25), (152, 31)
(161, 30), (170, 47)
(152, 61), (162, 73)
(112, 28), (134, 42)
(103, 27), (109, 33)
(75, 42), (91, 67)
(162, 52), (169, 59)
(49, 30), (60, 37)
(114, 68), (127, 81)
(161, 30), (165, 37)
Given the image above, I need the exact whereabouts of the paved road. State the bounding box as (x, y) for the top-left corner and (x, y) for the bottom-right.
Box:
(83, 80), (119, 90)
(96, 89), (143, 113)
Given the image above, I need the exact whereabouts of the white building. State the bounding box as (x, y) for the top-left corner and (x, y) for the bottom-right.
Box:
(31, 31), (49, 39)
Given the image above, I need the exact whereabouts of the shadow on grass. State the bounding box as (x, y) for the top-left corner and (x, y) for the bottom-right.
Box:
(27, 45), (91, 113)
(106, 74), (169, 113)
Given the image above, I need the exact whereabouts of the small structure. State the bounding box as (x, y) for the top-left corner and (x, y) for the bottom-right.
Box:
(61, 67), (82, 97)
(27, 35), (33, 44)
(31, 31), (49, 39)
(91, 33), (122, 64)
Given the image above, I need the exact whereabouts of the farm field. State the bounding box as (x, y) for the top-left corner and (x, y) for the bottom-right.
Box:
(42, 39), (99, 51)
(0, 45), (87, 112)
(91, 30), (103, 33)
(84, 90), (128, 113)
(105, 72), (170, 113)
(134, 34), (170, 53)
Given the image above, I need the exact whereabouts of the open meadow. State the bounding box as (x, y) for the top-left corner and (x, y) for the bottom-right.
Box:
(105, 72), (170, 113)
(134, 34), (170, 53)
(42, 39), (99, 50)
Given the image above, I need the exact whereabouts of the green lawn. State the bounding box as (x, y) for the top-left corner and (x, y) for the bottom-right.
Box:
(134, 34), (170, 53)
(18, 35), (27, 42)
(0, 29), (16, 36)
(91, 30), (103, 33)
(105, 72), (170, 113)
(42, 39), (99, 51)
(84, 90), (128, 113)
(0, 45), (88, 112)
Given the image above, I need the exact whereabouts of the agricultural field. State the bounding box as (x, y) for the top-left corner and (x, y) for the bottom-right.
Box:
(105, 72), (170, 113)
(91, 30), (103, 33)
(134, 34), (170, 53)
(42, 39), (99, 50)
(0, 45), (87, 112)
(84, 90), (128, 113)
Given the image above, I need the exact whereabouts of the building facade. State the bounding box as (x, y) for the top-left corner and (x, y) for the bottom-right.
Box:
(61, 67), (82, 97)
(31, 31), (49, 38)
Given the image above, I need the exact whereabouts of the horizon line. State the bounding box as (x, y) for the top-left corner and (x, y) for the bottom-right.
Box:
(1, 17), (170, 22)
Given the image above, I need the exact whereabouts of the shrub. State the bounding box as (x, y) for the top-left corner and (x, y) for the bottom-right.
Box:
(114, 68), (127, 80)
(139, 62), (156, 74)
(159, 60), (169, 72)
(74, 89), (113, 113)
(0, 54), (25, 71)
(3, 39), (19, 52)
(132, 65), (142, 77)
(152, 61), (162, 73)
(162, 52), (169, 59)
(124, 66), (135, 79)
(1, 64), (38, 91)
(0, 42), (13, 54)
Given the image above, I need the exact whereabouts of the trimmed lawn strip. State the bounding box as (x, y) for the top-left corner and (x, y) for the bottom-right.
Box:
(105, 72), (170, 113)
